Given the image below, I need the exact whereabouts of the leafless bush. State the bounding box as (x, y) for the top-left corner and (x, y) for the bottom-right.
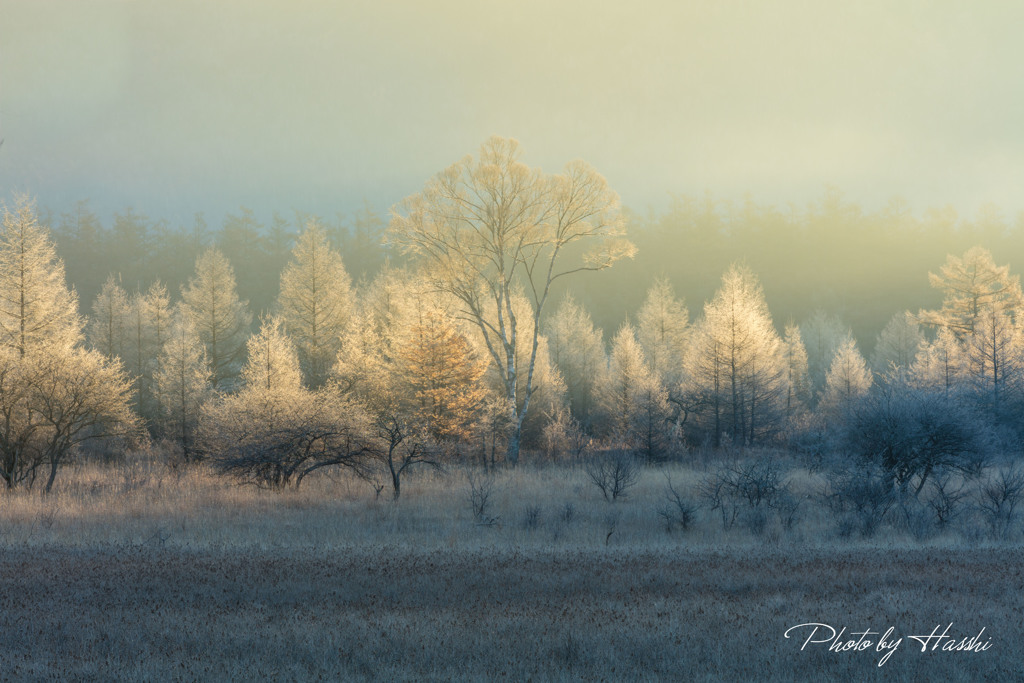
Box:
(658, 475), (697, 533)
(521, 505), (542, 530)
(700, 459), (790, 532)
(975, 465), (1024, 540)
(924, 473), (967, 528)
(560, 502), (576, 524)
(585, 450), (639, 502)
(822, 466), (896, 538)
(467, 470), (498, 525)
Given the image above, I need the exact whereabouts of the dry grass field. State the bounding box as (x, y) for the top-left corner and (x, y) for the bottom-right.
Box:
(1, 456), (1021, 681)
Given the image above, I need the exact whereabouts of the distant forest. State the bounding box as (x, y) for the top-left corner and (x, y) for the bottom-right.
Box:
(43, 187), (1022, 351)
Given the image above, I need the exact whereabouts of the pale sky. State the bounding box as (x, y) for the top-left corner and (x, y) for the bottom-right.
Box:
(2, 1), (1024, 224)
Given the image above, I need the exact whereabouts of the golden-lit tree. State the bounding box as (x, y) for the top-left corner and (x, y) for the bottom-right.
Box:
(683, 265), (787, 446)
(88, 275), (130, 361)
(544, 294), (607, 427)
(180, 247), (252, 390)
(919, 246), (1023, 337)
(819, 338), (872, 416)
(277, 219), (353, 388)
(154, 310), (210, 460)
(389, 136), (634, 465)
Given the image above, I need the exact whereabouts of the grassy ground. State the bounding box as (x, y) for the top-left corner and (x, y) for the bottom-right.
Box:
(0, 457), (1021, 680)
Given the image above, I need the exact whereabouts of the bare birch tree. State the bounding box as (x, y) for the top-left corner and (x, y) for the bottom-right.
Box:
(389, 136), (634, 464)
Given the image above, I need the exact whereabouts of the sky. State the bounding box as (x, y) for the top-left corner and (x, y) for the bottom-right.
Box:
(2, 1), (1024, 226)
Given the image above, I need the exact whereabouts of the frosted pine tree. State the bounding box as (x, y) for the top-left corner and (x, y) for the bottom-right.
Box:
(88, 275), (130, 361)
(154, 311), (211, 460)
(0, 197), (82, 356)
(544, 294), (607, 427)
(820, 338), (872, 415)
(180, 247), (252, 390)
(277, 220), (353, 388)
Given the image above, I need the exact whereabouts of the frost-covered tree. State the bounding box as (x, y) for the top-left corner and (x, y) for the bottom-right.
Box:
(919, 246), (1023, 337)
(389, 136), (634, 465)
(636, 278), (688, 386)
(964, 306), (1023, 416)
(819, 338), (872, 416)
(201, 317), (368, 488)
(0, 197), (82, 356)
(871, 311), (924, 375)
(126, 281), (172, 422)
(471, 289), (567, 450)
(544, 294), (607, 427)
(0, 199), (140, 490)
(682, 265), (787, 446)
(800, 310), (850, 398)
(335, 272), (488, 494)
(241, 316), (303, 394)
(595, 323), (671, 460)
(277, 220), (353, 388)
(910, 327), (966, 394)
(180, 247), (252, 390)
(88, 275), (130, 361)
(782, 323), (811, 417)
(154, 311), (210, 460)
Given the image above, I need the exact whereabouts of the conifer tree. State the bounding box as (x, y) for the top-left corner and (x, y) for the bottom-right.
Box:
(154, 311), (211, 459)
(180, 247), (251, 390)
(277, 220), (353, 388)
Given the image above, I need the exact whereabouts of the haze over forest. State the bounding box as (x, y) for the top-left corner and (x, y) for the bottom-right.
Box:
(5, 1), (1024, 345)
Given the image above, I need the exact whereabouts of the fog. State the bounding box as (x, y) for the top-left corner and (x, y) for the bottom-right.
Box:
(4, 1), (1024, 222)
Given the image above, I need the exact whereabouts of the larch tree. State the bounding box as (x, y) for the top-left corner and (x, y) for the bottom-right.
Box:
(389, 136), (634, 465)
(595, 323), (671, 460)
(544, 294), (607, 427)
(636, 277), (688, 387)
(277, 219), (353, 388)
(126, 281), (172, 422)
(180, 247), (252, 390)
(0, 198), (141, 490)
(819, 338), (873, 416)
(782, 323), (811, 417)
(964, 306), (1023, 416)
(910, 327), (966, 394)
(919, 246), (1023, 338)
(870, 311), (924, 375)
(800, 310), (850, 399)
(154, 310), (210, 460)
(88, 275), (130, 361)
(682, 265), (787, 447)
(0, 198), (82, 356)
(335, 271), (488, 496)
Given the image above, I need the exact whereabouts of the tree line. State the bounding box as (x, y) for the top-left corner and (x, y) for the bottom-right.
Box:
(3, 137), (1021, 498)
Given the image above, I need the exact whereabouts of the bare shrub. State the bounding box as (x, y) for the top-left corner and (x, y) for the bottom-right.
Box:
(924, 473), (967, 529)
(657, 475), (697, 533)
(521, 505), (542, 530)
(975, 465), (1024, 540)
(560, 502), (576, 524)
(822, 466), (896, 538)
(585, 450), (639, 502)
(467, 470), (499, 525)
(700, 459), (790, 532)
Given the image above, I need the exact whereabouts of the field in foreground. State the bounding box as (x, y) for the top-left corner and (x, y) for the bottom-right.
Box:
(1, 546), (1021, 681)
(0, 460), (1021, 680)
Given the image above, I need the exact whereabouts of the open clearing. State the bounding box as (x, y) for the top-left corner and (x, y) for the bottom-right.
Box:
(1, 462), (1022, 680)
